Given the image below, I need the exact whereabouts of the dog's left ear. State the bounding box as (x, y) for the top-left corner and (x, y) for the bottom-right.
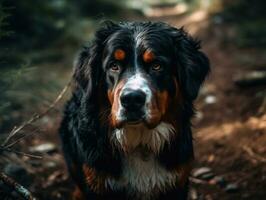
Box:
(172, 28), (210, 100)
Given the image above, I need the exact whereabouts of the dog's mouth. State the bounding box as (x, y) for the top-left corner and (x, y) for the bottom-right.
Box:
(113, 121), (175, 154)
(118, 116), (145, 128)
(127, 119), (143, 125)
(118, 116), (161, 130)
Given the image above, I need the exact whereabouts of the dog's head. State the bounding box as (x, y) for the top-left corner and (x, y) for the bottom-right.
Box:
(74, 21), (209, 152)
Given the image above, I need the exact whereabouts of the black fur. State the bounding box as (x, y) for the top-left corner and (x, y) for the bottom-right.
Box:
(59, 21), (210, 199)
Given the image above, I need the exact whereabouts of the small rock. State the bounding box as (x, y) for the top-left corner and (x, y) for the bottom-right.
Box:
(201, 172), (215, 180)
(189, 187), (198, 200)
(30, 143), (56, 153)
(225, 183), (239, 193)
(205, 194), (213, 200)
(192, 167), (212, 178)
(195, 111), (203, 120)
(204, 95), (217, 104)
(44, 161), (57, 168)
(234, 71), (266, 87)
(209, 176), (226, 187)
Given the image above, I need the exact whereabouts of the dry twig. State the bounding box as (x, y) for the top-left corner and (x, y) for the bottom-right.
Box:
(0, 82), (71, 198)
(2, 81), (71, 146)
(242, 145), (266, 163)
(189, 177), (213, 185)
(0, 172), (36, 200)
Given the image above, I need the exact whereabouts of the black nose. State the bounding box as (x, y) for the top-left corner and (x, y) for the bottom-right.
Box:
(120, 89), (146, 110)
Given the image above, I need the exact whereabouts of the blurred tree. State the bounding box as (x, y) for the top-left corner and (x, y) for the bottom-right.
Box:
(0, 0), (133, 133)
(218, 0), (266, 47)
(0, 0), (133, 50)
(1, 0), (74, 49)
(76, 0), (124, 17)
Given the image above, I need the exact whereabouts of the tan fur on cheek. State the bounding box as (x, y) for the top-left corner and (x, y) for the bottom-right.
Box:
(146, 90), (169, 127)
(72, 186), (85, 200)
(160, 79), (182, 131)
(107, 90), (114, 105)
(82, 165), (106, 194)
(157, 90), (169, 115)
(146, 98), (161, 128)
(108, 80), (125, 127)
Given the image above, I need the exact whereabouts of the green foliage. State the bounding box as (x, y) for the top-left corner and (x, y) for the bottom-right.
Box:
(1, 0), (74, 49)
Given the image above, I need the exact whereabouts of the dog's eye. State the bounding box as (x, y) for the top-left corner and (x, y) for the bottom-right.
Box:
(151, 63), (162, 71)
(110, 63), (120, 72)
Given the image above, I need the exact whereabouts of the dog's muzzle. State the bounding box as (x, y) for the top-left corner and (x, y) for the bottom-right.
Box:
(120, 89), (146, 123)
(116, 73), (152, 126)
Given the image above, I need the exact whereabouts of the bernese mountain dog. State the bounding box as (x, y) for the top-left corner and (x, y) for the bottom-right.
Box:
(59, 21), (210, 200)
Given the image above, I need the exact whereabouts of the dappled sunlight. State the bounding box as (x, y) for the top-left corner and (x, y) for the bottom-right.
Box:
(196, 114), (266, 141)
(247, 114), (266, 130)
(196, 121), (243, 141)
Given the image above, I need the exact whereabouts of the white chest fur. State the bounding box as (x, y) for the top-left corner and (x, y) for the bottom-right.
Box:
(107, 122), (179, 198)
(113, 122), (175, 154)
(105, 151), (179, 199)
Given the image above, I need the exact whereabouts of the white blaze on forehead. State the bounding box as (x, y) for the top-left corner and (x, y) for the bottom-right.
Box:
(123, 73), (146, 90)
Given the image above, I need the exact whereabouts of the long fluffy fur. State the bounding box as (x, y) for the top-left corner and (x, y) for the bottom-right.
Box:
(113, 122), (175, 154)
(59, 21), (210, 200)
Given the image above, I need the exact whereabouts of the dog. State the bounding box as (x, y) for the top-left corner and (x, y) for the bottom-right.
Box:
(59, 21), (210, 200)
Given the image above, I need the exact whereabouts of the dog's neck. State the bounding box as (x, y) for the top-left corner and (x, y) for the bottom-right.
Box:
(113, 122), (175, 154)
(108, 122), (178, 197)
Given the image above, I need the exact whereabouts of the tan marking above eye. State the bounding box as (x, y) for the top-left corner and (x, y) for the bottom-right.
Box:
(114, 49), (126, 61)
(143, 50), (155, 63)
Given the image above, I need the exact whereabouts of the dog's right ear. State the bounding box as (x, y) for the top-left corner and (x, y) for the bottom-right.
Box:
(73, 21), (120, 97)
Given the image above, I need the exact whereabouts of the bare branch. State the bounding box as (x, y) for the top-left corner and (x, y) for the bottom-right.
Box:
(189, 177), (210, 185)
(0, 81), (71, 161)
(0, 146), (42, 159)
(242, 145), (266, 163)
(0, 172), (36, 200)
(5, 128), (42, 149)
